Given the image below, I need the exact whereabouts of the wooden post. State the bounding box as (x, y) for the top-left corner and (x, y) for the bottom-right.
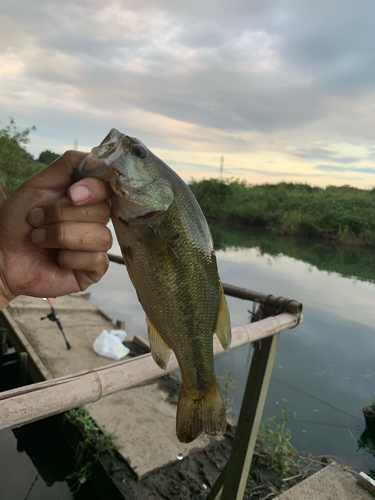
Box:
(116, 319), (126, 330)
(206, 464), (226, 500)
(220, 332), (280, 500)
(18, 352), (28, 387)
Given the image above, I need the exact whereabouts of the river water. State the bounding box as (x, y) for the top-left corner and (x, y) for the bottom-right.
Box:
(89, 221), (375, 475)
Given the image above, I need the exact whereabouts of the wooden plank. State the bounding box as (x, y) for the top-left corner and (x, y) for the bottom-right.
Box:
(0, 308), (51, 382)
(220, 333), (280, 500)
(18, 352), (28, 387)
(115, 319), (126, 330)
(0, 313), (299, 431)
(358, 472), (375, 497)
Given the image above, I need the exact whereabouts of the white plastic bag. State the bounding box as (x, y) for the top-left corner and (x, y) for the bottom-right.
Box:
(93, 329), (130, 360)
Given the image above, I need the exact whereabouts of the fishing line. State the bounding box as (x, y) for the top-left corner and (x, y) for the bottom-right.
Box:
(0, 182), (71, 350)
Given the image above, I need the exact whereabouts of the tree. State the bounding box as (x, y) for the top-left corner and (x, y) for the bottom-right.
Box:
(37, 150), (60, 165)
(0, 118), (42, 198)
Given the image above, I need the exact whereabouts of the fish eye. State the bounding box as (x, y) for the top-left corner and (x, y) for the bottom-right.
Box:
(132, 146), (147, 158)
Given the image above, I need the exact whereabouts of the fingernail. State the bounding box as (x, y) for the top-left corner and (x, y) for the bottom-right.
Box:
(29, 207), (45, 225)
(31, 228), (47, 244)
(70, 185), (90, 203)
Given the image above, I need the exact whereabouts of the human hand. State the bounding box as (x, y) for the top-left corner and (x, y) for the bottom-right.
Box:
(0, 151), (113, 309)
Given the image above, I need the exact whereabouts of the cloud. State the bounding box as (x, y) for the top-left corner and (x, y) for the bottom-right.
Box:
(167, 160), (219, 172)
(315, 164), (375, 175)
(293, 147), (362, 164)
(226, 166), (364, 179)
(1, 0), (375, 188)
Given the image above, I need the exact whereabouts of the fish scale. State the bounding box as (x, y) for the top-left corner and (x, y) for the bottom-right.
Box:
(74, 128), (231, 443)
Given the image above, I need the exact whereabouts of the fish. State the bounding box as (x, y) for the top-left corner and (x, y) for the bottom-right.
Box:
(74, 128), (231, 443)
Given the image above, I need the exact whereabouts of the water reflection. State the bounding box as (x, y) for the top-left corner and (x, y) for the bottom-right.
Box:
(210, 221), (375, 284)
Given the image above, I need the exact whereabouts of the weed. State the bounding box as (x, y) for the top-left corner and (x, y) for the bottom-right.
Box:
(70, 407), (118, 455)
(258, 408), (299, 478)
(67, 407), (118, 486)
(219, 368), (236, 417)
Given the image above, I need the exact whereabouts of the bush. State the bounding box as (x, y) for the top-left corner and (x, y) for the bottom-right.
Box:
(189, 178), (375, 246)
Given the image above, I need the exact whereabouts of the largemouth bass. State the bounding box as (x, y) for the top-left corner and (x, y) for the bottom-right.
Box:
(74, 129), (231, 443)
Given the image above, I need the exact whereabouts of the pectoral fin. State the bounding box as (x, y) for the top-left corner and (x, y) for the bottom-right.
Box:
(214, 287), (231, 352)
(147, 316), (171, 370)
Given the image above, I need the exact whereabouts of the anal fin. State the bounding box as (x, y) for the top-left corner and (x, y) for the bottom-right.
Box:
(214, 286), (231, 352)
(147, 316), (171, 370)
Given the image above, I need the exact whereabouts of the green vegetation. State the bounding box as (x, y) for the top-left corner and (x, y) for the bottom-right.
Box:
(259, 409), (299, 478)
(218, 368), (236, 417)
(189, 178), (375, 246)
(37, 149), (60, 165)
(67, 407), (118, 486)
(0, 118), (40, 197)
(0, 118), (59, 198)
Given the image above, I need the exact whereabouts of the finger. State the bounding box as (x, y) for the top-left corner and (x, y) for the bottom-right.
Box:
(57, 250), (109, 285)
(31, 222), (113, 252)
(28, 200), (111, 227)
(28, 151), (88, 191)
(68, 178), (113, 206)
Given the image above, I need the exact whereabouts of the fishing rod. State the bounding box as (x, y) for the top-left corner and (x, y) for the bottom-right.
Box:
(0, 183), (71, 350)
(41, 298), (71, 350)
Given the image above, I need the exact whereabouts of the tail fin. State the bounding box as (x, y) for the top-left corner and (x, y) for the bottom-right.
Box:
(176, 380), (227, 443)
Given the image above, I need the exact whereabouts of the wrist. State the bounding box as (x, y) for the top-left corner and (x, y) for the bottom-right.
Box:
(0, 253), (14, 310)
(0, 293), (9, 310)
(0, 281), (10, 310)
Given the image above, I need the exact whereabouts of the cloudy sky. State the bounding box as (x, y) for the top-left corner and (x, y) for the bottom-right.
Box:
(1, 0), (375, 187)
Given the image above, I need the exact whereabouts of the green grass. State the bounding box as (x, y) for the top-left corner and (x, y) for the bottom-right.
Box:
(189, 179), (375, 246)
(67, 408), (118, 487)
(259, 408), (299, 478)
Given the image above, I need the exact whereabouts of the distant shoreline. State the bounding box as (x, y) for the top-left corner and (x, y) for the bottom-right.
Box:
(189, 179), (375, 247)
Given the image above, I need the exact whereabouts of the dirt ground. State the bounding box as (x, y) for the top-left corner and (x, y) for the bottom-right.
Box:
(69, 372), (305, 500)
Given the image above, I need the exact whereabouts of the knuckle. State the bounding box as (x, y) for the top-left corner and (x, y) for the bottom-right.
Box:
(82, 206), (93, 220)
(61, 150), (76, 164)
(48, 202), (64, 223)
(54, 224), (66, 246)
(103, 228), (113, 250)
(92, 251), (107, 268)
(100, 201), (111, 220)
(62, 150), (77, 162)
(57, 250), (69, 269)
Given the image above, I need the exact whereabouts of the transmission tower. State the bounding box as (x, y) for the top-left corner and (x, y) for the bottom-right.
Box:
(219, 155), (224, 180)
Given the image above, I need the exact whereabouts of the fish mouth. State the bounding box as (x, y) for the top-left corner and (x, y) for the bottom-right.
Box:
(135, 210), (161, 220)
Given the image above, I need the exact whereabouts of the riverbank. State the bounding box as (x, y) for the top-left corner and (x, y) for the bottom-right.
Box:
(189, 179), (375, 246)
